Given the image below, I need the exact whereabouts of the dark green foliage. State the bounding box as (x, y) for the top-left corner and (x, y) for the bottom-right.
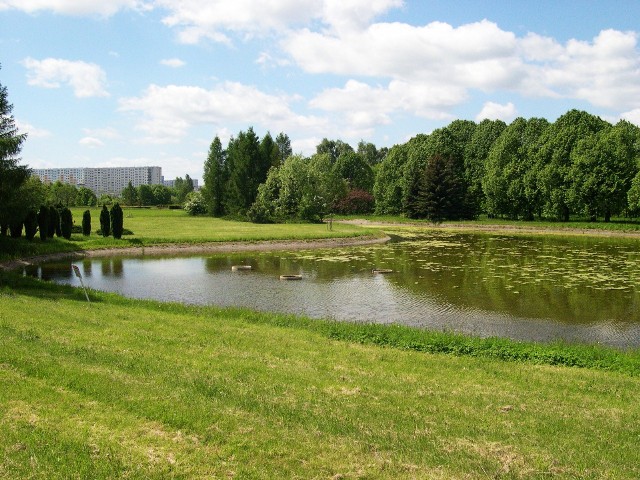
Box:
(82, 210), (91, 236)
(37, 206), (48, 241)
(24, 210), (38, 240)
(9, 218), (22, 238)
(136, 184), (154, 206)
(110, 203), (123, 238)
(275, 132), (292, 164)
(414, 155), (461, 222)
(202, 136), (226, 216)
(332, 151), (374, 192)
(48, 206), (61, 237)
(0, 70), (30, 232)
(373, 145), (408, 215)
(60, 207), (73, 240)
(76, 187), (97, 207)
(121, 181), (137, 206)
(99, 205), (110, 237)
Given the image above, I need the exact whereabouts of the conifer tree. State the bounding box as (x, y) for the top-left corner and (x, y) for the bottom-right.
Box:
(111, 203), (123, 239)
(100, 205), (110, 237)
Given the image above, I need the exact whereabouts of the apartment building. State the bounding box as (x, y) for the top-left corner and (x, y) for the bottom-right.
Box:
(32, 166), (162, 195)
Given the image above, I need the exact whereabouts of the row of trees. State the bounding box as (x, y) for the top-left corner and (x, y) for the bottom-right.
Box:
(374, 111), (640, 222)
(120, 176), (194, 206)
(198, 111), (640, 224)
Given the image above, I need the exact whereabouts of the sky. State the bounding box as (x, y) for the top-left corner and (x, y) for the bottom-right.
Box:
(2, 1), (640, 183)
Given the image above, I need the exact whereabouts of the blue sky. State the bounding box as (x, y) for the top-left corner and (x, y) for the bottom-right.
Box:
(2, 1), (640, 182)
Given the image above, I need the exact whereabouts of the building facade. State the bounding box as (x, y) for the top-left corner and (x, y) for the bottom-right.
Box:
(32, 166), (162, 195)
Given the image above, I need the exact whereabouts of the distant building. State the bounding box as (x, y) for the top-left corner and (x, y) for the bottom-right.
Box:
(32, 166), (162, 195)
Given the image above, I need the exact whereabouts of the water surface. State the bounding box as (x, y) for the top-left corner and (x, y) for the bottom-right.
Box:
(27, 230), (640, 348)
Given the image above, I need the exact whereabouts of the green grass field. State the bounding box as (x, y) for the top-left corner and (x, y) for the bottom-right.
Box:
(0, 208), (380, 262)
(1, 276), (639, 479)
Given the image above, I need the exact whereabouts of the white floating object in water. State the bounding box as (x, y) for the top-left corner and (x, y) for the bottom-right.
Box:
(372, 268), (393, 274)
(232, 265), (252, 271)
(279, 274), (302, 280)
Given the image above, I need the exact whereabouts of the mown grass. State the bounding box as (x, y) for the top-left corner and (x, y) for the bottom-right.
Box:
(1, 273), (639, 479)
(0, 208), (379, 262)
(336, 214), (640, 233)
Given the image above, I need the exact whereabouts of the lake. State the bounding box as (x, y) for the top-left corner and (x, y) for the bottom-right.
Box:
(25, 230), (640, 348)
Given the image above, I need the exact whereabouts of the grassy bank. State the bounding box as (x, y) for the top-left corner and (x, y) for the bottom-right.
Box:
(336, 214), (640, 235)
(0, 208), (379, 262)
(1, 273), (639, 479)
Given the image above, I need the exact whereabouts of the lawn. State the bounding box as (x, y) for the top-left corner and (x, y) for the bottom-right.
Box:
(0, 275), (639, 479)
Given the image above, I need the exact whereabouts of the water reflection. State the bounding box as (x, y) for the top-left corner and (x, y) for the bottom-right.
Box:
(24, 231), (640, 348)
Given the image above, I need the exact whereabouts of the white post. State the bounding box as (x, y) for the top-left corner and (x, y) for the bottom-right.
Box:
(72, 265), (91, 303)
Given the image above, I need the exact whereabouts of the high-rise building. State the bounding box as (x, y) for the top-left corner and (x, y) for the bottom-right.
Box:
(31, 166), (162, 195)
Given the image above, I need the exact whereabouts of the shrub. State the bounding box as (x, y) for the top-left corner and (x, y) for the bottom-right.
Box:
(99, 205), (111, 237)
(37, 206), (49, 241)
(60, 207), (73, 240)
(111, 203), (124, 239)
(9, 219), (22, 238)
(48, 206), (60, 238)
(82, 210), (91, 236)
(183, 191), (207, 216)
(333, 189), (375, 214)
(24, 210), (38, 241)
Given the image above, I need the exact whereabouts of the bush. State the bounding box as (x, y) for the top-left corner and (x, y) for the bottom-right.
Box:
(333, 189), (375, 214)
(99, 205), (110, 237)
(183, 191), (207, 216)
(48, 206), (60, 238)
(111, 203), (124, 239)
(37, 206), (49, 241)
(82, 210), (91, 236)
(60, 207), (73, 240)
(24, 210), (38, 241)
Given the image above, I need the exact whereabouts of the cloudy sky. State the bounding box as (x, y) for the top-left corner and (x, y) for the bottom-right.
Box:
(2, 1), (640, 182)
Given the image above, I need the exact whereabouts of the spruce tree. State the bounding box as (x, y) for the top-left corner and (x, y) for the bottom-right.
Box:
(111, 203), (123, 239)
(100, 205), (110, 237)
(60, 207), (73, 240)
(82, 210), (91, 236)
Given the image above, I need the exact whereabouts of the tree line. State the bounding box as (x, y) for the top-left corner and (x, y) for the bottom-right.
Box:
(199, 111), (640, 224)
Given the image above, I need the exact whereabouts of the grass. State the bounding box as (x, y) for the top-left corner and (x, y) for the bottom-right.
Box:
(336, 214), (640, 234)
(0, 208), (380, 262)
(1, 273), (640, 479)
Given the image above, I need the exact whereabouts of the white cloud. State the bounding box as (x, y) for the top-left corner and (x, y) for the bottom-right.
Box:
(621, 108), (640, 126)
(83, 127), (120, 139)
(118, 82), (327, 143)
(160, 58), (186, 68)
(15, 120), (51, 138)
(476, 101), (517, 122)
(79, 137), (105, 147)
(22, 57), (109, 98)
(155, 0), (402, 44)
(0, 0), (149, 16)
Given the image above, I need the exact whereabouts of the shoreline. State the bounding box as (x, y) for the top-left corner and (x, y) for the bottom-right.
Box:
(0, 235), (390, 271)
(338, 218), (640, 238)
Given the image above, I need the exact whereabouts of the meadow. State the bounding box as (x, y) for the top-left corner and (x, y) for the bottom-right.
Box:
(1, 210), (639, 478)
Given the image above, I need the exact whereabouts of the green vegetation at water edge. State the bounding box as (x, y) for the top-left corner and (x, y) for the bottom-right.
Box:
(0, 208), (380, 262)
(1, 273), (639, 479)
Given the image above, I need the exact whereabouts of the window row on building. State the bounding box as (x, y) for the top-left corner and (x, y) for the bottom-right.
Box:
(31, 166), (163, 196)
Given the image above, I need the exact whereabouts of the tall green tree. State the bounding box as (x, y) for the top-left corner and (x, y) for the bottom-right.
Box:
(82, 210), (91, 236)
(151, 184), (172, 205)
(76, 186), (97, 206)
(332, 151), (374, 192)
(100, 205), (110, 237)
(373, 144), (408, 215)
(416, 155), (461, 222)
(37, 205), (48, 241)
(0, 68), (29, 233)
(48, 180), (77, 207)
(315, 138), (354, 164)
(202, 136), (227, 216)
(110, 203), (123, 238)
(568, 120), (639, 222)
(137, 184), (154, 206)
(60, 207), (73, 239)
(122, 181), (138, 206)
(224, 127), (262, 215)
(275, 132), (292, 165)
(536, 110), (609, 220)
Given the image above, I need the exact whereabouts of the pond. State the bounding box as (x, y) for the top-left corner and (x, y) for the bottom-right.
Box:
(25, 230), (640, 349)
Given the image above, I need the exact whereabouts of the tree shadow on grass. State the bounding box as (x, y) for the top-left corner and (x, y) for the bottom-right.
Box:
(0, 270), (105, 305)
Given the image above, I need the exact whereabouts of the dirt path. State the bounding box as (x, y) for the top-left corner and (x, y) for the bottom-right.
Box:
(0, 235), (390, 272)
(338, 218), (640, 239)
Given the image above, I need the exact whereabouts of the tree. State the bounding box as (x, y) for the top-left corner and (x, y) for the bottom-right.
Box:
(275, 132), (292, 164)
(60, 207), (73, 239)
(110, 203), (123, 238)
(416, 155), (461, 222)
(37, 205), (48, 241)
(357, 140), (385, 165)
(259, 132), (281, 171)
(100, 205), (110, 237)
(48, 180), (77, 207)
(151, 184), (172, 205)
(76, 186), (97, 206)
(316, 139), (353, 163)
(24, 209), (38, 240)
(332, 151), (374, 192)
(373, 144), (408, 215)
(122, 181), (138, 206)
(49, 205), (61, 237)
(0, 67), (29, 234)
(137, 184), (154, 206)
(82, 210), (91, 236)
(568, 121), (639, 222)
(202, 136), (226, 216)
(224, 128), (262, 214)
